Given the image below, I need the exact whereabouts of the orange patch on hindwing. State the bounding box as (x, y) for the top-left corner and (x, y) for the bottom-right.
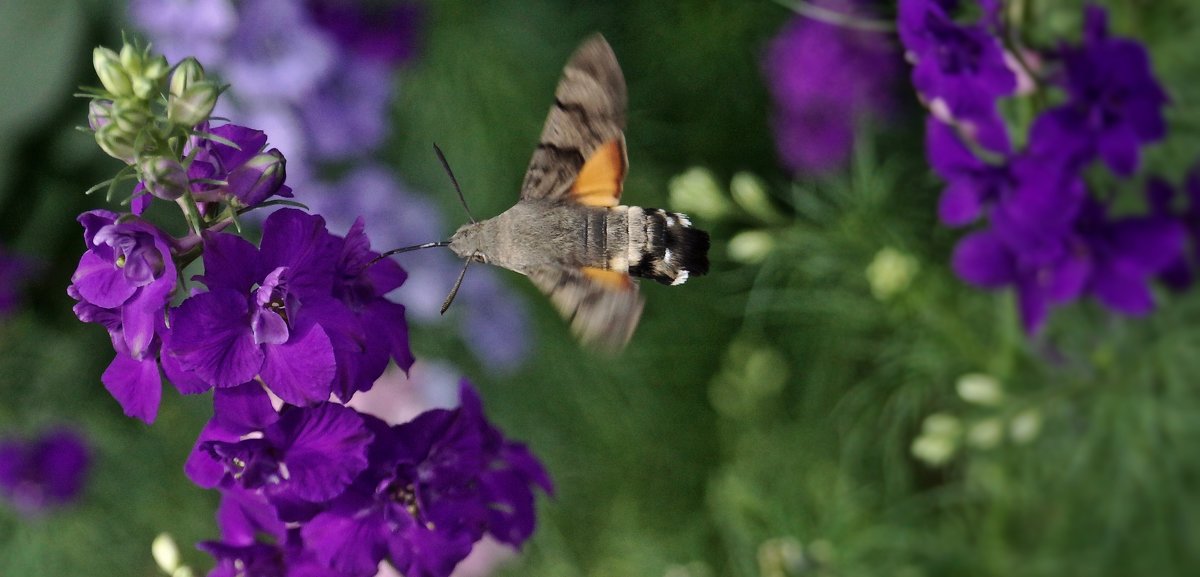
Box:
(570, 138), (626, 207)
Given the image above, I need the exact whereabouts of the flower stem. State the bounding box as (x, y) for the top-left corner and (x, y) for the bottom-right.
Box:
(176, 193), (205, 235)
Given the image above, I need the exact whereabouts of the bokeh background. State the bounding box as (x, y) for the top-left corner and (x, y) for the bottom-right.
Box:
(3, 0), (1200, 576)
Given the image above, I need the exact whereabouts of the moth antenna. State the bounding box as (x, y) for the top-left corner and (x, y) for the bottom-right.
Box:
(440, 255), (474, 315)
(433, 143), (476, 224)
(367, 241), (451, 268)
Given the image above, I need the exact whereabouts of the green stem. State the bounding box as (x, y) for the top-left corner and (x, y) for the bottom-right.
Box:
(176, 193), (205, 235)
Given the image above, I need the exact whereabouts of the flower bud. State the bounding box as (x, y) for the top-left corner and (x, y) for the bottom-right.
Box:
(728, 230), (774, 264)
(669, 167), (732, 221)
(730, 172), (783, 224)
(169, 58), (206, 98)
(167, 83), (218, 127)
(94, 47), (133, 97)
(966, 418), (1004, 450)
(865, 247), (919, 300)
(227, 149), (287, 206)
(955, 373), (1004, 406)
(152, 533), (180, 574)
(88, 100), (114, 131)
(95, 123), (136, 163)
(112, 98), (152, 134)
(139, 155), (190, 201)
(131, 54), (170, 100)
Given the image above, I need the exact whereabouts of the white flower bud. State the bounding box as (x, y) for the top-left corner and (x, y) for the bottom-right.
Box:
(955, 373), (1004, 406)
(94, 47), (133, 97)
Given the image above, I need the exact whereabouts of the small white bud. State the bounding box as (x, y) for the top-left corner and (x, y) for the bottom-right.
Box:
(151, 533), (180, 574)
(955, 373), (1004, 406)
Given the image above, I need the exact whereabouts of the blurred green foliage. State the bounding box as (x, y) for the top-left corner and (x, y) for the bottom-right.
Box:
(2, 1), (1200, 576)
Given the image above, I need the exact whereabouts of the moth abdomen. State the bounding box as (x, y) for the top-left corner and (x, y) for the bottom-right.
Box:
(625, 207), (710, 286)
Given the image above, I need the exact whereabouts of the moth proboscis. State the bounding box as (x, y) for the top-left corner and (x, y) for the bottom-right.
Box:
(376, 34), (710, 352)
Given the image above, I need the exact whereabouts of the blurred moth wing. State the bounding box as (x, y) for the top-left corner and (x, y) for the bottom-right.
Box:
(447, 34), (709, 352)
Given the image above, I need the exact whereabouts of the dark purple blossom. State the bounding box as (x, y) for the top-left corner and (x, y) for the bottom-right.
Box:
(305, 0), (422, 65)
(200, 402), (373, 517)
(167, 209), (340, 403)
(899, 0), (1016, 152)
(925, 118), (1011, 226)
(1073, 198), (1184, 315)
(0, 429), (91, 515)
(764, 2), (899, 174)
(1028, 5), (1168, 176)
(302, 382), (552, 577)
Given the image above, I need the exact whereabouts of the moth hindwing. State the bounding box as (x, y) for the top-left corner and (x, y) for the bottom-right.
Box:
(446, 34), (710, 352)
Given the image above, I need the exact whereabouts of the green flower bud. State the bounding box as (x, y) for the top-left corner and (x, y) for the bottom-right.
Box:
(169, 58), (207, 98)
(955, 373), (1004, 406)
(728, 230), (774, 264)
(1009, 409), (1042, 444)
(95, 123), (136, 163)
(112, 98), (152, 134)
(94, 47), (133, 97)
(152, 533), (180, 574)
(668, 167), (732, 221)
(88, 100), (114, 131)
(167, 83), (218, 127)
(966, 418), (1004, 450)
(139, 155), (189, 200)
(730, 172), (783, 224)
(133, 54), (169, 100)
(865, 247), (919, 300)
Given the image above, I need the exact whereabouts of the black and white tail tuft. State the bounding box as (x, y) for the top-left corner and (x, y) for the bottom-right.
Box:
(630, 208), (710, 285)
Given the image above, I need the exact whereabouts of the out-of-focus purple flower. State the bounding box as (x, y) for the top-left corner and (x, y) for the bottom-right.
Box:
(128, 0), (237, 66)
(924, 118), (1011, 226)
(305, 0), (422, 65)
(300, 59), (394, 161)
(167, 209), (340, 404)
(764, 2), (899, 174)
(0, 249), (33, 316)
(1149, 171), (1200, 289)
(222, 0), (336, 103)
(302, 382), (552, 577)
(0, 429), (90, 515)
(187, 123), (294, 207)
(899, 0), (1016, 152)
(1028, 5), (1168, 176)
(1073, 198), (1184, 315)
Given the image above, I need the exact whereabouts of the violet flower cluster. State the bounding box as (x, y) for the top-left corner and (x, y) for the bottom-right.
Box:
(901, 1), (1187, 332)
(764, 0), (899, 175)
(0, 428), (90, 516)
(71, 41), (551, 576)
(131, 0), (531, 369)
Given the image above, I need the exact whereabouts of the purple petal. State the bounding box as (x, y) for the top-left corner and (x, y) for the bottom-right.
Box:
(209, 124), (268, 169)
(214, 382), (280, 433)
(197, 232), (260, 293)
(160, 335), (212, 395)
(185, 421), (241, 488)
(303, 504), (388, 577)
(259, 321), (336, 406)
(366, 300), (414, 373)
(265, 404), (372, 502)
(952, 230), (1015, 287)
(938, 177), (984, 226)
(259, 209), (339, 299)
(101, 352), (162, 423)
(216, 486), (285, 545)
(71, 251), (136, 308)
(1015, 276), (1049, 333)
(170, 289), (263, 388)
(1092, 267), (1154, 315)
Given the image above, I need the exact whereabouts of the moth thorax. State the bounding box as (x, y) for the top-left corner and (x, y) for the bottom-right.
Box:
(622, 207), (711, 285)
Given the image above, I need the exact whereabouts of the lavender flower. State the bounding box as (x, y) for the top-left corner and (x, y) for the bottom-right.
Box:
(128, 0), (237, 66)
(0, 429), (91, 515)
(899, 0), (1016, 152)
(186, 123), (293, 207)
(764, 2), (899, 174)
(302, 382), (552, 577)
(1028, 5), (1169, 176)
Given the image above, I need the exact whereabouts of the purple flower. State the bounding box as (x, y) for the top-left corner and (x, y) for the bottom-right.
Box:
(200, 403), (373, 519)
(302, 382), (552, 577)
(305, 0), (422, 65)
(187, 123), (293, 207)
(0, 429), (90, 515)
(299, 59), (394, 161)
(1073, 198), (1184, 315)
(222, 0), (336, 103)
(1028, 5), (1168, 176)
(924, 118), (1011, 226)
(899, 0), (1016, 152)
(128, 0), (237, 66)
(167, 209), (340, 404)
(69, 211), (176, 359)
(325, 218), (415, 400)
(764, 3), (899, 174)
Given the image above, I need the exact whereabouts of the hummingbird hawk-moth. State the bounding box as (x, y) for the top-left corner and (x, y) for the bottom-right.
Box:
(382, 35), (709, 351)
